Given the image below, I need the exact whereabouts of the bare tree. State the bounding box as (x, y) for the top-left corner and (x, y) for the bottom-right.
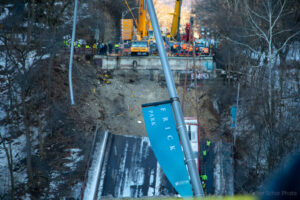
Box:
(193, 0), (300, 193)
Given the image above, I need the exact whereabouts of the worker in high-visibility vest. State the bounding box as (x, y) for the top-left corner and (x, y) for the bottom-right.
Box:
(203, 149), (207, 162)
(172, 43), (177, 54)
(93, 43), (97, 54)
(114, 43), (119, 54)
(202, 181), (206, 191)
(182, 43), (187, 55)
(201, 174), (208, 181)
(207, 140), (211, 147)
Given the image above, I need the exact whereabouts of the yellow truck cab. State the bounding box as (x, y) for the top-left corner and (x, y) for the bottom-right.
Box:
(130, 40), (150, 56)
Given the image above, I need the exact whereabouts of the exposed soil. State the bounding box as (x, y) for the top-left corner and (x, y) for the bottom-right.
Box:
(68, 55), (221, 140)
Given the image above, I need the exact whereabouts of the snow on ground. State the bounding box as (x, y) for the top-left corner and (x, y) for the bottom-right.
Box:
(287, 42), (300, 61)
(25, 51), (37, 71)
(48, 172), (59, 198)
(41, 54), (51, 60)
(71, 182), (83, 199)
(0, 133), (28, 195)
(0, 7), (9, 20)
(0, 107), (6, 122)
(12, 134), (27, 184)
(0, 52), (5, 67)
(64, 148), (84, 171)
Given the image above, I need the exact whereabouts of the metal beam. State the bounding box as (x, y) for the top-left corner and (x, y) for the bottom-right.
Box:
(145, 0), (204, 197)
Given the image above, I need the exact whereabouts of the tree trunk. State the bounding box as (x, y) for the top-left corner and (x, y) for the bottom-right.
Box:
(24, 103), (34, 187)
(1, 138), (15, 200)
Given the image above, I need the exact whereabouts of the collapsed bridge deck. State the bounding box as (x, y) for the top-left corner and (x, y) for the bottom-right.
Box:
(94, 55), (215, 73)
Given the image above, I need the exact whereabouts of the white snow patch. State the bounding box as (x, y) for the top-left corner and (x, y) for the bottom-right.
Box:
(0, 52), (5, 67)
(25, 51), (37, 70)
(49, 171), (61, 192)
(41, 54), (51, 60)
(54, 1), (63, 6)
(64, 148), (83, 171)
(0, 107), (6, 121)
(0, 7), (9, 20)
(212, 98), (220, 114)
(0, 133), (28, 194)
(71, 181), (83, 199)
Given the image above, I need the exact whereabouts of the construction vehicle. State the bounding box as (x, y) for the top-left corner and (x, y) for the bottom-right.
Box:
(123, 0), (154, 56)
(130, 40), (149, 56)
(130, 0), (153, 56)
(121, 19), (134, 41)
(122, 0), (154, 41)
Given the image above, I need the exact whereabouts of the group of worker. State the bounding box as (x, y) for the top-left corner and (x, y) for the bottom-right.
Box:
(63, 38), (210, 57)
(63, 39), (122, 55)
(201, 139), (211, 192)
(98, 43), (109, 55)
(170, 42), (209, 56)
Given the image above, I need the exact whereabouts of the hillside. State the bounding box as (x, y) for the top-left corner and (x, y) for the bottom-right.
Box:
(0, 0), (300, 199)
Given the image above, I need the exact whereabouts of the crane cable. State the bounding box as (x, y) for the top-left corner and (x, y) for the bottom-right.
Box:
(181, 24), (203, 174)
(123, 0), (139, 28)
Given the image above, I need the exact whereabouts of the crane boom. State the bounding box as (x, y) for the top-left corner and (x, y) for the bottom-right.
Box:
(123, 0), (138, 27)
(137, 0), (147, 39)
(170, 0), (182, 40)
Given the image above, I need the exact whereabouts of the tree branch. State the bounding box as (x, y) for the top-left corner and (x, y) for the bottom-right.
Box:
(277, 30), (300, 53)
(273, 29), (293, 36)
(271, 0), (287, 29)
(248, 6), (268, 21)
(246, 7), (269, 42)
(225, 36), (260, 54)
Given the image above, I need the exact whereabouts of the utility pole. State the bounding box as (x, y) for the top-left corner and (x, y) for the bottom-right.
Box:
(146, 0), (204, 196)
(68, 0), (78, 105)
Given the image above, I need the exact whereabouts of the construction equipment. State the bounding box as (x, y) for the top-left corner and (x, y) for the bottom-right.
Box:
(121, 19), (134, 41)
(181, 23), (193, 42)
(123, 0), (154, 56)
(130, 40), (150, 56)
(137, 0), (154, 40)
(130, 0), (153, 56)
(122, 0), (153, 41)
(137, 0), (147, 40)
(170, 0), (182, 41)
